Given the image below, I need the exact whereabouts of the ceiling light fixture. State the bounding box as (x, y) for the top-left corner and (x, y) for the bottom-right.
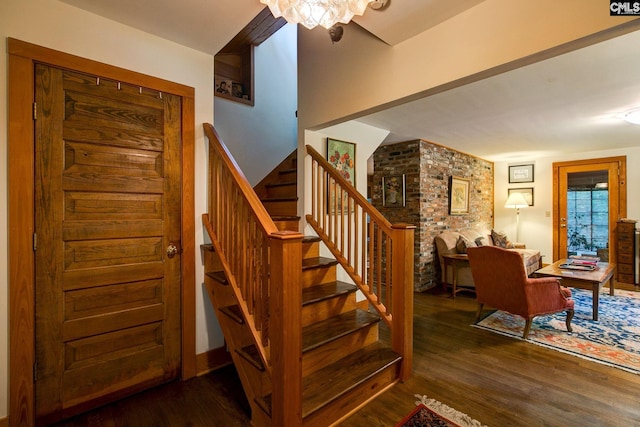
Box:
(260, 0), (373, 30)
(623, 108), (640, 125)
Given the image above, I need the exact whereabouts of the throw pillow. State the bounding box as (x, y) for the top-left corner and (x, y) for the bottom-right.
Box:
(491, 229), (515, 249)
(456, 235), (476, 254)
(475, 237), (487, 247)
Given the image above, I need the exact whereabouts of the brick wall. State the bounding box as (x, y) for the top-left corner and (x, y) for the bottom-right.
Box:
(372, 140), (493, 291)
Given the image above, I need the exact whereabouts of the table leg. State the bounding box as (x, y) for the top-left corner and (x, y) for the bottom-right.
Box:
(592, 284), (599, 321)
(452, 263), (457, 299)
(443, 260), (449, 293)
(609, 275), (615, 296)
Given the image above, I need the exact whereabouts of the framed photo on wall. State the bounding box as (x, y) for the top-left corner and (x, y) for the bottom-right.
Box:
(508, 187), (534, 206)
(382, 175), (406, 207)
(508, 164), (534, 183)
(448, 176), (470, 215)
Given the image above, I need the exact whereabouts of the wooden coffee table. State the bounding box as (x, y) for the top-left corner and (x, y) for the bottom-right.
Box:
(534, 259), (616, 321)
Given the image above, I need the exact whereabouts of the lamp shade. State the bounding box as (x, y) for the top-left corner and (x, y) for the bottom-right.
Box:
(261, 0), (372, 29)
(504, 192), (529, 209)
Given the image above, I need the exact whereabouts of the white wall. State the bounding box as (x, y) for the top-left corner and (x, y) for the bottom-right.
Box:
(214, 23), (298, 185)
(0, 0), (218, 418)
(494, 147), (640, 262)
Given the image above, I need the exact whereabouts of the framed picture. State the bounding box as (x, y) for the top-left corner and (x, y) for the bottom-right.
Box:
(449, 176), (470, 215)
(382, 175), (406, 207)
(326, 138), (356, 186)
(508, 187), (534, 206)
(326, 138), (356, 214)
(215, 79), (232, 95)
(231, 82), (243, 98)
(509, 164), (534, 183)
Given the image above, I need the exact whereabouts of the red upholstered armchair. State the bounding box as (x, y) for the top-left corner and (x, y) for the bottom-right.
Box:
(466, 246), (574, 339)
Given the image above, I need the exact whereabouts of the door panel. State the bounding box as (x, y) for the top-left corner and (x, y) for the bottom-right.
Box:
(553, 158), (625, 261)
(35, 64), (181, 424)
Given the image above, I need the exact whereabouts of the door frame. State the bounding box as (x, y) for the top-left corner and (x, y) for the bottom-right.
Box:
(552, 156), (627, 261)
(8, 38), (196, 427)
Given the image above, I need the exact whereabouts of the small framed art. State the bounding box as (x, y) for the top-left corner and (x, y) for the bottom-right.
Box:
(508, 164), (534, 183)
(449, 176), (470, 215)
(382, 175), (406, 207)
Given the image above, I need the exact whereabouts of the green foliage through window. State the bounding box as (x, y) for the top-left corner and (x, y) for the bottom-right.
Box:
(566, 189), (608, 255)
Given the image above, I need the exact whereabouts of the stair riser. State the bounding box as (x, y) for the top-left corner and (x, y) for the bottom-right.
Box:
(266, 184), (296, 199)
(302, 241), (320, 259)
(205, 276), (236, 307)
(203, 246), (224, 272)
(302, 363), (401, 426)
(274, 219), (299, 232)
(302, 294), (357, 327)
(302, 325), (379, 377)
(263, 200), (297, 217)
(302, 266), (337, 288)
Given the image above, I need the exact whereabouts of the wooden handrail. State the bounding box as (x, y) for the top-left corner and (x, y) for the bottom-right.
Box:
(203, 124), (303, 424)
(306, 144), (415, 380)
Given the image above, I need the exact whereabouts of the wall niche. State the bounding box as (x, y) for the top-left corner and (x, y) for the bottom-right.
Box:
(214, 7), (286, 106)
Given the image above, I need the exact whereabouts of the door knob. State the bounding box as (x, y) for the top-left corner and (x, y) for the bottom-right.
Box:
(166, 242), (179, 258)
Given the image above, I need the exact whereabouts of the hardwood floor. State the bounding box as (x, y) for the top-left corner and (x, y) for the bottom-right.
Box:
(52, 285), (640, 427)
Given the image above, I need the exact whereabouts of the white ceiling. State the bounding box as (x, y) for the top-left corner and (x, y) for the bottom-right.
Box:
(59, 0), (640, 162)
(355, 28), (640, 161)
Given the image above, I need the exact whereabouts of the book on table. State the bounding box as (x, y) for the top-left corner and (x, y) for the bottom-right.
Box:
(560, 255), (600, 271)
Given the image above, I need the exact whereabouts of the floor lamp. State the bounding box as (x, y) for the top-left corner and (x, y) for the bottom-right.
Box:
(504, 192), (529, 242)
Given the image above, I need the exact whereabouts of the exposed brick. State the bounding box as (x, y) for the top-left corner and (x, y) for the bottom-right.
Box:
(372, 140), (493, 291)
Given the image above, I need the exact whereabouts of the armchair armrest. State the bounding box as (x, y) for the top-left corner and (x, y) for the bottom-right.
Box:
(523, 277), (572, 312)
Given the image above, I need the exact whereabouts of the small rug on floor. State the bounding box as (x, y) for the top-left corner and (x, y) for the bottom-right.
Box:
(394, 395), (488, 427)
(473, 288), (640, 374)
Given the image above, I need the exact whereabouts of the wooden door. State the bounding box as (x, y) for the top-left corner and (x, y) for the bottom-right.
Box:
(34, 64), (182, 424)
(553, 157), (626, 261)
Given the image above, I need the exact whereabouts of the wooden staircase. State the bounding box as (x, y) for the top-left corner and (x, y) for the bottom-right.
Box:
(254, 149), (300, 231)
(201, 123), (414, 426)
(203, 237), (402, 426)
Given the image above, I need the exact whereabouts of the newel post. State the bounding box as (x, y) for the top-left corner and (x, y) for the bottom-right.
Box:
(391, 223), (415, 381)
(269, 230), (304, 426)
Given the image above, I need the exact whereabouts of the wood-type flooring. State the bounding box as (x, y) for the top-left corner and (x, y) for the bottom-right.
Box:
(51, 284), (640, 427)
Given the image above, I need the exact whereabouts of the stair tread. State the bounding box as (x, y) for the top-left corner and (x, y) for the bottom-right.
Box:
(265, 181), (296, 187)
(278, 168), (296, 174)
(302, 257), (338, 270)
(259, 343), (401, 418)
(261, 196), (298, 202)
(219, 305), (244, 324)
(201, 243), (215, 252)
(271, 215), (300, 221)
(205, 271), (228, 284)
(236, 344), (264, 371)
(302, 281), (356, 306)
(302, 235), (320, 244)
(302, 309), (380, 352)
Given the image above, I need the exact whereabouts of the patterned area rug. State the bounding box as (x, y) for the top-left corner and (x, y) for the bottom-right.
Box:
(395, 395), (488, 427)
(474, 288), (640, 374)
